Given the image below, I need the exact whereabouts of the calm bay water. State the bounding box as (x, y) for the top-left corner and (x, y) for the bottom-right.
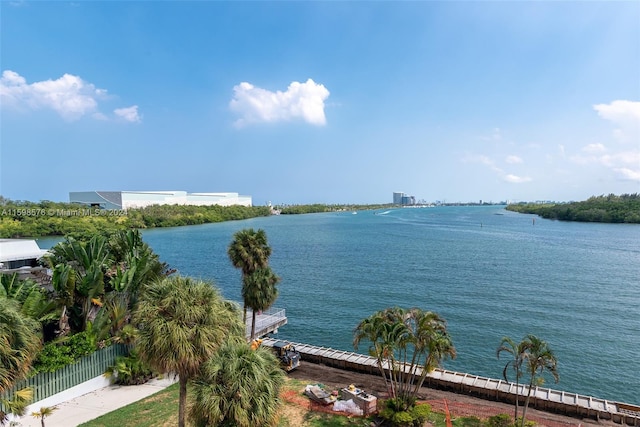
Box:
(139, 206), (639, 404)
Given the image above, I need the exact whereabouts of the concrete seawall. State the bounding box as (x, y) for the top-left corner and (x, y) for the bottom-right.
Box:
(262, 338), (640, 426)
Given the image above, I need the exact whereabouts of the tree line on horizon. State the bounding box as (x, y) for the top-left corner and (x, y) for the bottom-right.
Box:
(0, 197), (271, 239)
(506, 193), (640, 224)
(2, 192), (636, 240)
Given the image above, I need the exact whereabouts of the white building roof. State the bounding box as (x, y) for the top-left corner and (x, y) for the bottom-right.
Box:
(0, 239), (49, 263)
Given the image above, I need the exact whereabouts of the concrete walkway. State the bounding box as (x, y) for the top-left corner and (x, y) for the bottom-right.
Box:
(14, 377), (177, 427)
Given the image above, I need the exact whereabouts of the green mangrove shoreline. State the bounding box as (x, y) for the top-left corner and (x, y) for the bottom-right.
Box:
(1, 193), (638, 239)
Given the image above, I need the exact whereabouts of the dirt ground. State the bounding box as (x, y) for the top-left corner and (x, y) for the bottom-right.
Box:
(288, 362), (621, 427)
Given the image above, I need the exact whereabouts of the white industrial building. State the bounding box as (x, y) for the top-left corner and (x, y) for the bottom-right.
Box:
(69, 191), (252, 211)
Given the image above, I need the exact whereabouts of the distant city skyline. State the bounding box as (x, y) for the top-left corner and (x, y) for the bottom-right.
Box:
(1, 2), (638, 205)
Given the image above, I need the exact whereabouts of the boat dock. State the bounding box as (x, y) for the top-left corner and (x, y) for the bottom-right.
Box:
(260, 338), (640, 426)
(245, 307), (287, 339)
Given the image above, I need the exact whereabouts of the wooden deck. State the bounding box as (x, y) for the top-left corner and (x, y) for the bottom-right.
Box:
(245, 307), (288, 339)
(261, 338), (640, 426)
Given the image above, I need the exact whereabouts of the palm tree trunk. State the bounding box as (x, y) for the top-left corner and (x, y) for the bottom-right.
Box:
(178, 376), (187, 427)
(251, 309), (257, 341)
(514, 379), (519, 425)
(521, 380), (534, 427)
(243, 304), (247, 327)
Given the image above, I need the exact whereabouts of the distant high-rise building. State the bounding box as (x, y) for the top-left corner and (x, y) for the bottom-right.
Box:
(402, 195), (416, 206)
(393, 192), (416, 206)
(393, 192), (404, 205)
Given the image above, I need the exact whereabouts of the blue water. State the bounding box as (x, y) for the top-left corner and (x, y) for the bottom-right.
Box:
(137, 206), (639, 404)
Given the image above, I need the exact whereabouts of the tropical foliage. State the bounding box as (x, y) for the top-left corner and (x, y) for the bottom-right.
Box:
(496, 336), (528, 423)
(1, 229), (168, 413)
(0, 274), (58, 331)
(243, 267), (280, 340)
(1, 387), (34, 425)
(228, 228), (274, 328)
(506, 193), (640, 223)
(354, 307), (455, 425)
(190, 341), (286, 427)
(104, 349), (156, 386)
(133, 276), (244, 427)
(0, 299), (41, 393)
(497, 335), (559, 427)
(0, 197), (271, 239)
(31, 406), (57, 427)
(30, 330), (97, 374)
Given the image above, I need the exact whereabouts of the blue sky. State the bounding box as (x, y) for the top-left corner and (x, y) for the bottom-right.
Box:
(1, 1), (638, 205)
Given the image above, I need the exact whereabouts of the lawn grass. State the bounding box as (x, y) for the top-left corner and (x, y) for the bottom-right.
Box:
(79, 377), (485, 427)
(79, 383), (180, 427)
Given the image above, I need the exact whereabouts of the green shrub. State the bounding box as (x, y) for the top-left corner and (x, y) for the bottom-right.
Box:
(391, 410), (414, 426)
(409, 403), (431, 424)
(486, 413), (513, 427)
(458, 416), (482, 427)
(515, 417), (537, 427)
(104, 350), (155, 385)
(380, 399), (431, 427)
(66, 330), (97, 358)
(30, 343), (75, 374)
(31, 331), (98, 374)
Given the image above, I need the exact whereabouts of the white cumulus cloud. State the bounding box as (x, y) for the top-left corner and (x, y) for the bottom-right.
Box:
(114, 105), (141, 123)
(594, 100), (640, 123)
(230, 79), (330, 127)
(614, 168), (640, 181)
(593, 100), (640, 143)
(0, 70), (140, 122)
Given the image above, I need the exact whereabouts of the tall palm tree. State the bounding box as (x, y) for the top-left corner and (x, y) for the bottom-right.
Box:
(133, 276), (243, 427)
(242, 267), (279, 340)
(354, 307), (455, 411)
(0, 299), (41, 394)
(497, 336), (531, 424)
(190, 341), (285, 427)
(228, 228), (272, 325)
(521, 334), (559, 427)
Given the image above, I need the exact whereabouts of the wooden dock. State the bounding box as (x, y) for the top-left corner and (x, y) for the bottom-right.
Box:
(245, 307), (287, 339)
(260, 338), (640, 426)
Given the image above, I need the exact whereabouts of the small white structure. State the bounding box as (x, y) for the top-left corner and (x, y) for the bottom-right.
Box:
(69, 190), (252, 211)
(0, 239), (48, 270)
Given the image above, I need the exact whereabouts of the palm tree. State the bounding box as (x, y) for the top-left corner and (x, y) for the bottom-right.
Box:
(497, 336), (531, 424)
(0, 299), (41, 394)
(521, 334), (559, 427)
(354, 307), (455, 412)
(133, 276), (243, 427)
(0, 274), (58, 328)
(1, 387), (33, 425)
(242, 267), (279, 340)
(31, 406), (57, 427)
(190, 341), (285, 427)
(227, 228), (272, 325)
